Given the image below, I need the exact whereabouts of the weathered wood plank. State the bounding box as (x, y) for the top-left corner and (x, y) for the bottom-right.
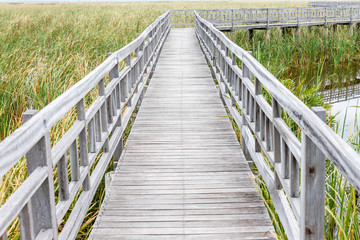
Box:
(90, 29), (274, 240)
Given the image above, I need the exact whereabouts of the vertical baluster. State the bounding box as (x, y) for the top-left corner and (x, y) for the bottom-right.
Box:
(225, 47), (229, 82)
(290, 153), (299, 197)
(216, 39), (220, 72)
(246, 89), (250, 116)
(297, 8), (301, 39)
(232, 53), (239, 100)
(232, 9), (234, 30)
(266, 9), (270, 39)
(99, 79), (108, 133)
(249, 95), (255, 122)
(241, 64), (252, 163)
(0, 233), (8, 240)
(57, 154), (69, 201)
(220, 42), (224, 75)
(260, 111), (266, 142)
(18, 203), (34, 240)
(21, 110), (58, 239)
(265, 117), (272, 151)
(281, 139), (290, 179)
(77, 99), (91, 191)
(107, 93), (113, 125)
(300, 107), (326, 240)
(116, 83), (121, 111)
(126, 55), (132, 107)
(88, 118), (95, 153)
(109, 54), (119, 121)
(212, 35), (216, 68)
(272, 99), (281, 189)
(70, 139), (80, 181)
(254, 78), (261, 152)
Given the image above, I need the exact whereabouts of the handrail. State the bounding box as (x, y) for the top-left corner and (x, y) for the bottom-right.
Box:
(171, 7), (360, 30)
(309, 1), (360, 7)
(0, 11), (170, 239)
(194, 10), (360, 240)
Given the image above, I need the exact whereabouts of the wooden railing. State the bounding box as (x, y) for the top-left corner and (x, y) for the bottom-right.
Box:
(0, 11), (170, 240)
(172, 7), (360, 30)
(320, 83), (360, 104)
(309, 1), (360, 7)
(195, 10), (360, 240)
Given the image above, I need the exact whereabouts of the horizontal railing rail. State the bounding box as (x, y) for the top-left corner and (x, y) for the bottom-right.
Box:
(195, 10), (360, 240)
(0, 11), (170, 240)
(320, 82), (360, 104)
(309, 1), (360, 7)
(171, 7), (360, 31)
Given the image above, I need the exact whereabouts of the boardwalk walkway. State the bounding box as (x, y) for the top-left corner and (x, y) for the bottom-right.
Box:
(89, 28), (274, 239)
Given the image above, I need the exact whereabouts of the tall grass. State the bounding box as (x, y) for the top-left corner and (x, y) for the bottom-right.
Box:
(234, 24), (360, 239)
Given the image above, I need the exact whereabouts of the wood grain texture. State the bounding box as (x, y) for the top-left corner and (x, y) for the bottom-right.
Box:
(90, 29), (274, 240)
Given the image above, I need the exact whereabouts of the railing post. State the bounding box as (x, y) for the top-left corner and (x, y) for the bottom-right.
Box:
(232, 9), (234, 31)
(108, 53), (122, 169)
(324, 8), (328, 38)
(350, 7), (354, 33)
(20, 110), (58, 239)
(254, 78), (261, 152)
(77, 99), (91, 192)
(266, 9), (270, 39)
(241, 58), (253, 165)
(300, 107), (326, 240)
(297, 8), (301, 40)
(272, 99), (282, 189)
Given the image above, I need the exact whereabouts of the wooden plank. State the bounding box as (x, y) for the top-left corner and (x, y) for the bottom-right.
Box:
(90, 29), (274, 239)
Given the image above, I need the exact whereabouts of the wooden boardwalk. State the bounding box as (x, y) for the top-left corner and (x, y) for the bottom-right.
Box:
(89, 28), (274, 240)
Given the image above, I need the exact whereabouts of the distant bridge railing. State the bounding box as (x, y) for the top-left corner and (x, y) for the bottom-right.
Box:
(0, 11), (170, 240)
(172, 7), (360, 31)
(320, 82), (360, 104)
(309, 1), (360, 7)
(195, 10), (360, 240)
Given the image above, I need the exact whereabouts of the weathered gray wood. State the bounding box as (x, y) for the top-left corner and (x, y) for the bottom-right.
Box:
(272, 99), (281, 189)
(18, 203), (35, 240)
(90, 29), (274, 240)
(0, 233), (7, 240)
(57, 154), (69, 201)
(21, 110), (58, 240)
(69, 140), (80, 181)
(76, 98), (90, 191)
(300, 107), (326, 240)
